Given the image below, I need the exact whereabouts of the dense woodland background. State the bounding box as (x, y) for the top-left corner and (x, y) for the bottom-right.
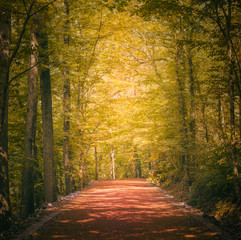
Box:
(0, 0), (241, 232)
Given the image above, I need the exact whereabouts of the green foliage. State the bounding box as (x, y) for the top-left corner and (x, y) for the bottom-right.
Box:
(5, 0), (241, 226)
(189, 154), (233, 210)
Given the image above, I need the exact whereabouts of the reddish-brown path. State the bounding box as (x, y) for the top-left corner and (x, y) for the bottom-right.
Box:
(33, 179), (227, 240)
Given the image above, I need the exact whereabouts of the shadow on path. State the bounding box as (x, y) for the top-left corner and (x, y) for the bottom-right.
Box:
(31, 179), (228, 240)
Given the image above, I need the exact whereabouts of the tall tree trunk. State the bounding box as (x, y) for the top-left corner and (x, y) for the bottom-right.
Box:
(79, 152), (84, 190)
(0, 8), (11, 231)
(214, 0), (240, 202)
(202, 103), (209, 143)
(39, 16), (57, 203)
(95, 146), (98, 180)
(84, 144), (91, 183)
(77, 72), (84, 189)
(99, 153), (102, 178)
(110, 149), (115, 180)
(63, 0), (71, 195)
(187, 47), (196, 166)
(228, 45), (240, 201)
(228, 57), (240, 201)
(218, 92), (227, 144)
(134, 149), (141, 178)
(226, 0), (240, 202)
(175, 41), (190, 182)
(63, 69), (71, 194)
(84, 158), (90, 183)
(22, 16), (39, 216)
(196, 78), (209, 143)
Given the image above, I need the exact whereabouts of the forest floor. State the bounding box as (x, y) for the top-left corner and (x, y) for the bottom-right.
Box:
(11, 179), (234, 240)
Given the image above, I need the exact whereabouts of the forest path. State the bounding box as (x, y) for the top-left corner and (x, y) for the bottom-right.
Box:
(32, 179), (227, 240)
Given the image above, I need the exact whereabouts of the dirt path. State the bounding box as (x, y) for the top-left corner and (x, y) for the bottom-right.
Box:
(31, 179), (228, 240)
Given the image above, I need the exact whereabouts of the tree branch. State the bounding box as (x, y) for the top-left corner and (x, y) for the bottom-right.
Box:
(9, 0), (57, 67)
(82, 7), (103, 83)
(30, 0), (57, 17)
(9, 0), (35, 66)
(22, 0), (28, 14)
(9, 50), (54, 85)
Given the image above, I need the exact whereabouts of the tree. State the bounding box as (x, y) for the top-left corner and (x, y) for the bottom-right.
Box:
(22, 14), (39, 217)
(63, 0), (71, 195)
(3, 0), (241, 227)
(1, 0), (57, 228)
(0, 5), (11, 231)
(192, 0), (241, 202)
(39, 11), (57, 203)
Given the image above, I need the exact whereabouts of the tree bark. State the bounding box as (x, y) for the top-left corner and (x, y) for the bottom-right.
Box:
(218, 92), (227, 144)
(77, 78), (83, 189)
(226, 0), (240, 202)
(63, 0), (71, 195)
(99, 154), (102, 178)
(22, 15), (39, 216)
(228, 45), (240, 201)
(212, 0), (240, 201)
(39, 15), (57, 203)
(79, 152), (84, 190)
(0, 8), (11, 231)
(95, 146), (98, 180)
(175, 41), (190, 182)
(110, 149), (115, 180)
(84, 144), (91, 183)
(76, 74), (84, 189)
(187, 47), (196, 165)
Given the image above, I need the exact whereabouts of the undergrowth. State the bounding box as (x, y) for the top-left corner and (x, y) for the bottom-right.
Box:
(148, 158), (241, 229)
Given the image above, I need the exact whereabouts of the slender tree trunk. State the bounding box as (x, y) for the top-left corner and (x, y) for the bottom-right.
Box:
(228, 61), (240, 201)
(226, 0), (240, 201)
(202, 104), (209, 143)
(63, 73), (71, 194)
(187, 48), (196, 166)
(99, 153), (102, 178)
(63, 0), (71, 195)
(79, 152), (84, 190)
(84, 145), (91, 183)
(228, 43), (240, 201)
(0, 8), (11, 231)
(84, 158), (90, 183)
(39, 16), (57, 203)
(134, 149), (141, 178)
(77, 73), (84, 189)
(175, 41), (190, 182)
(218, 93), (227, 144)
(95, 146), (98, 180)
(214, 0), (240, 201)
(196, 78), (209, 143)
(110, 149), (115, 180)
(22, 16), (39, 216)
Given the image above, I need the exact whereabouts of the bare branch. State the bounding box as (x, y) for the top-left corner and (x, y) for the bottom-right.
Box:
(22, 0), (28, 14)
(9, 50), (54, 85)
(30, 0), (57, 17)
(9, 0), (35, 66)
(82, 7), (104, 83)
(9, 0), (57, 67)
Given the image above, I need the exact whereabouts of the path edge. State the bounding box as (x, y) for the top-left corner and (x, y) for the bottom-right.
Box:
(151, 181), (234, 240)
(12, 211), (60, 240)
